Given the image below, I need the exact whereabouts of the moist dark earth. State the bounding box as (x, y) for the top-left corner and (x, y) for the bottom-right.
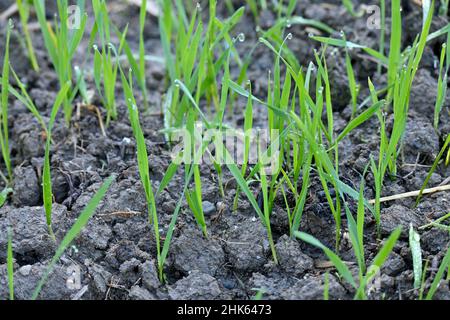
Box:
(0, 0), (449, 300)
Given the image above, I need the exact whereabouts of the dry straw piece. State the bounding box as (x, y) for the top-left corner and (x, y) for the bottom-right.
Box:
(368, 184), (450, 204)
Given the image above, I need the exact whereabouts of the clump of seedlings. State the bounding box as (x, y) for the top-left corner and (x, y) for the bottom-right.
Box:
(33, 0), (87, 124)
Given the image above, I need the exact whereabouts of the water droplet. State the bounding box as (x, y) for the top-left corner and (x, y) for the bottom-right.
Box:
(196, 2), (201, 10)
(286, 19), (292, 28)
(340, 30), (345, 38)
(308, 33), (314, 38)
(93, 44), (98, 50)
(237, 33), (246, 42)
(286, 33), (293, 40)
(443, 43), (447, 49)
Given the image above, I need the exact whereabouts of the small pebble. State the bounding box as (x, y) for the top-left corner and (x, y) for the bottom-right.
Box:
(19, 265), (32, 276)
(202, 201), (216, 215)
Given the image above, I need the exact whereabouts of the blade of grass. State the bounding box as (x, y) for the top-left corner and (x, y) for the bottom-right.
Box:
(16, 0), (39, 71)
(7, 227), (14, 300)
(425, 246), (450, 300)
(295, 231), (357, 288)
(32, 175), (115, 300)
(42, 82), (71, 239)
(0, 20), (13, 182)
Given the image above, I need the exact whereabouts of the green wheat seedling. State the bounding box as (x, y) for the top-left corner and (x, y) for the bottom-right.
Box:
(185, 108), (207, 237)
(277, 0), (298, 19)
(343, 33), (360, 118)
(123, 74), (217, 280)
(342, 0), (364, 17)
(9, 66), (47, 132)
(32, 175), (114, 300)
(386, 0), (402, 103)
(418, 259), (430, 299)
(378, 0), (386, 74)
(369, 1), (434, 234)
(261, 17), (335, 76)
(219, 131), (282, 263)
(232, 81), (253, 211)
(416, 134), (450, 205)
(0, 187), (12, 207)
(310, 35), (389, 66)
(33, 0), (87, 124)
(115, 0), (149, 110)
(424, 246), (450, 300)
(92, 0), (128, 125)
(138, 0), (148, 109)
(257, 156), (279, 264)
(323, 272), (330, 300)
(417, 218), (450, 299)
(434, 33), (450, 129)
(295, 179), (402, 300)
(1, 65), (48, 135)
(295, 227), (401, 299)
(242, 0), (273, 24)
(0, 20), (12, 184)
(419, 211), (450, 231)
(439, 0), (449, 16)
(7, 227), (14, 300)
(16, 0), (39, 71)
(252, 288), (265, 300)
(121, 69), (165, 280)
(185, 186), (207, 237)
(246, 0), (259, 23)
(173, 76), (226, 236)
(42, 82), (71, 240)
